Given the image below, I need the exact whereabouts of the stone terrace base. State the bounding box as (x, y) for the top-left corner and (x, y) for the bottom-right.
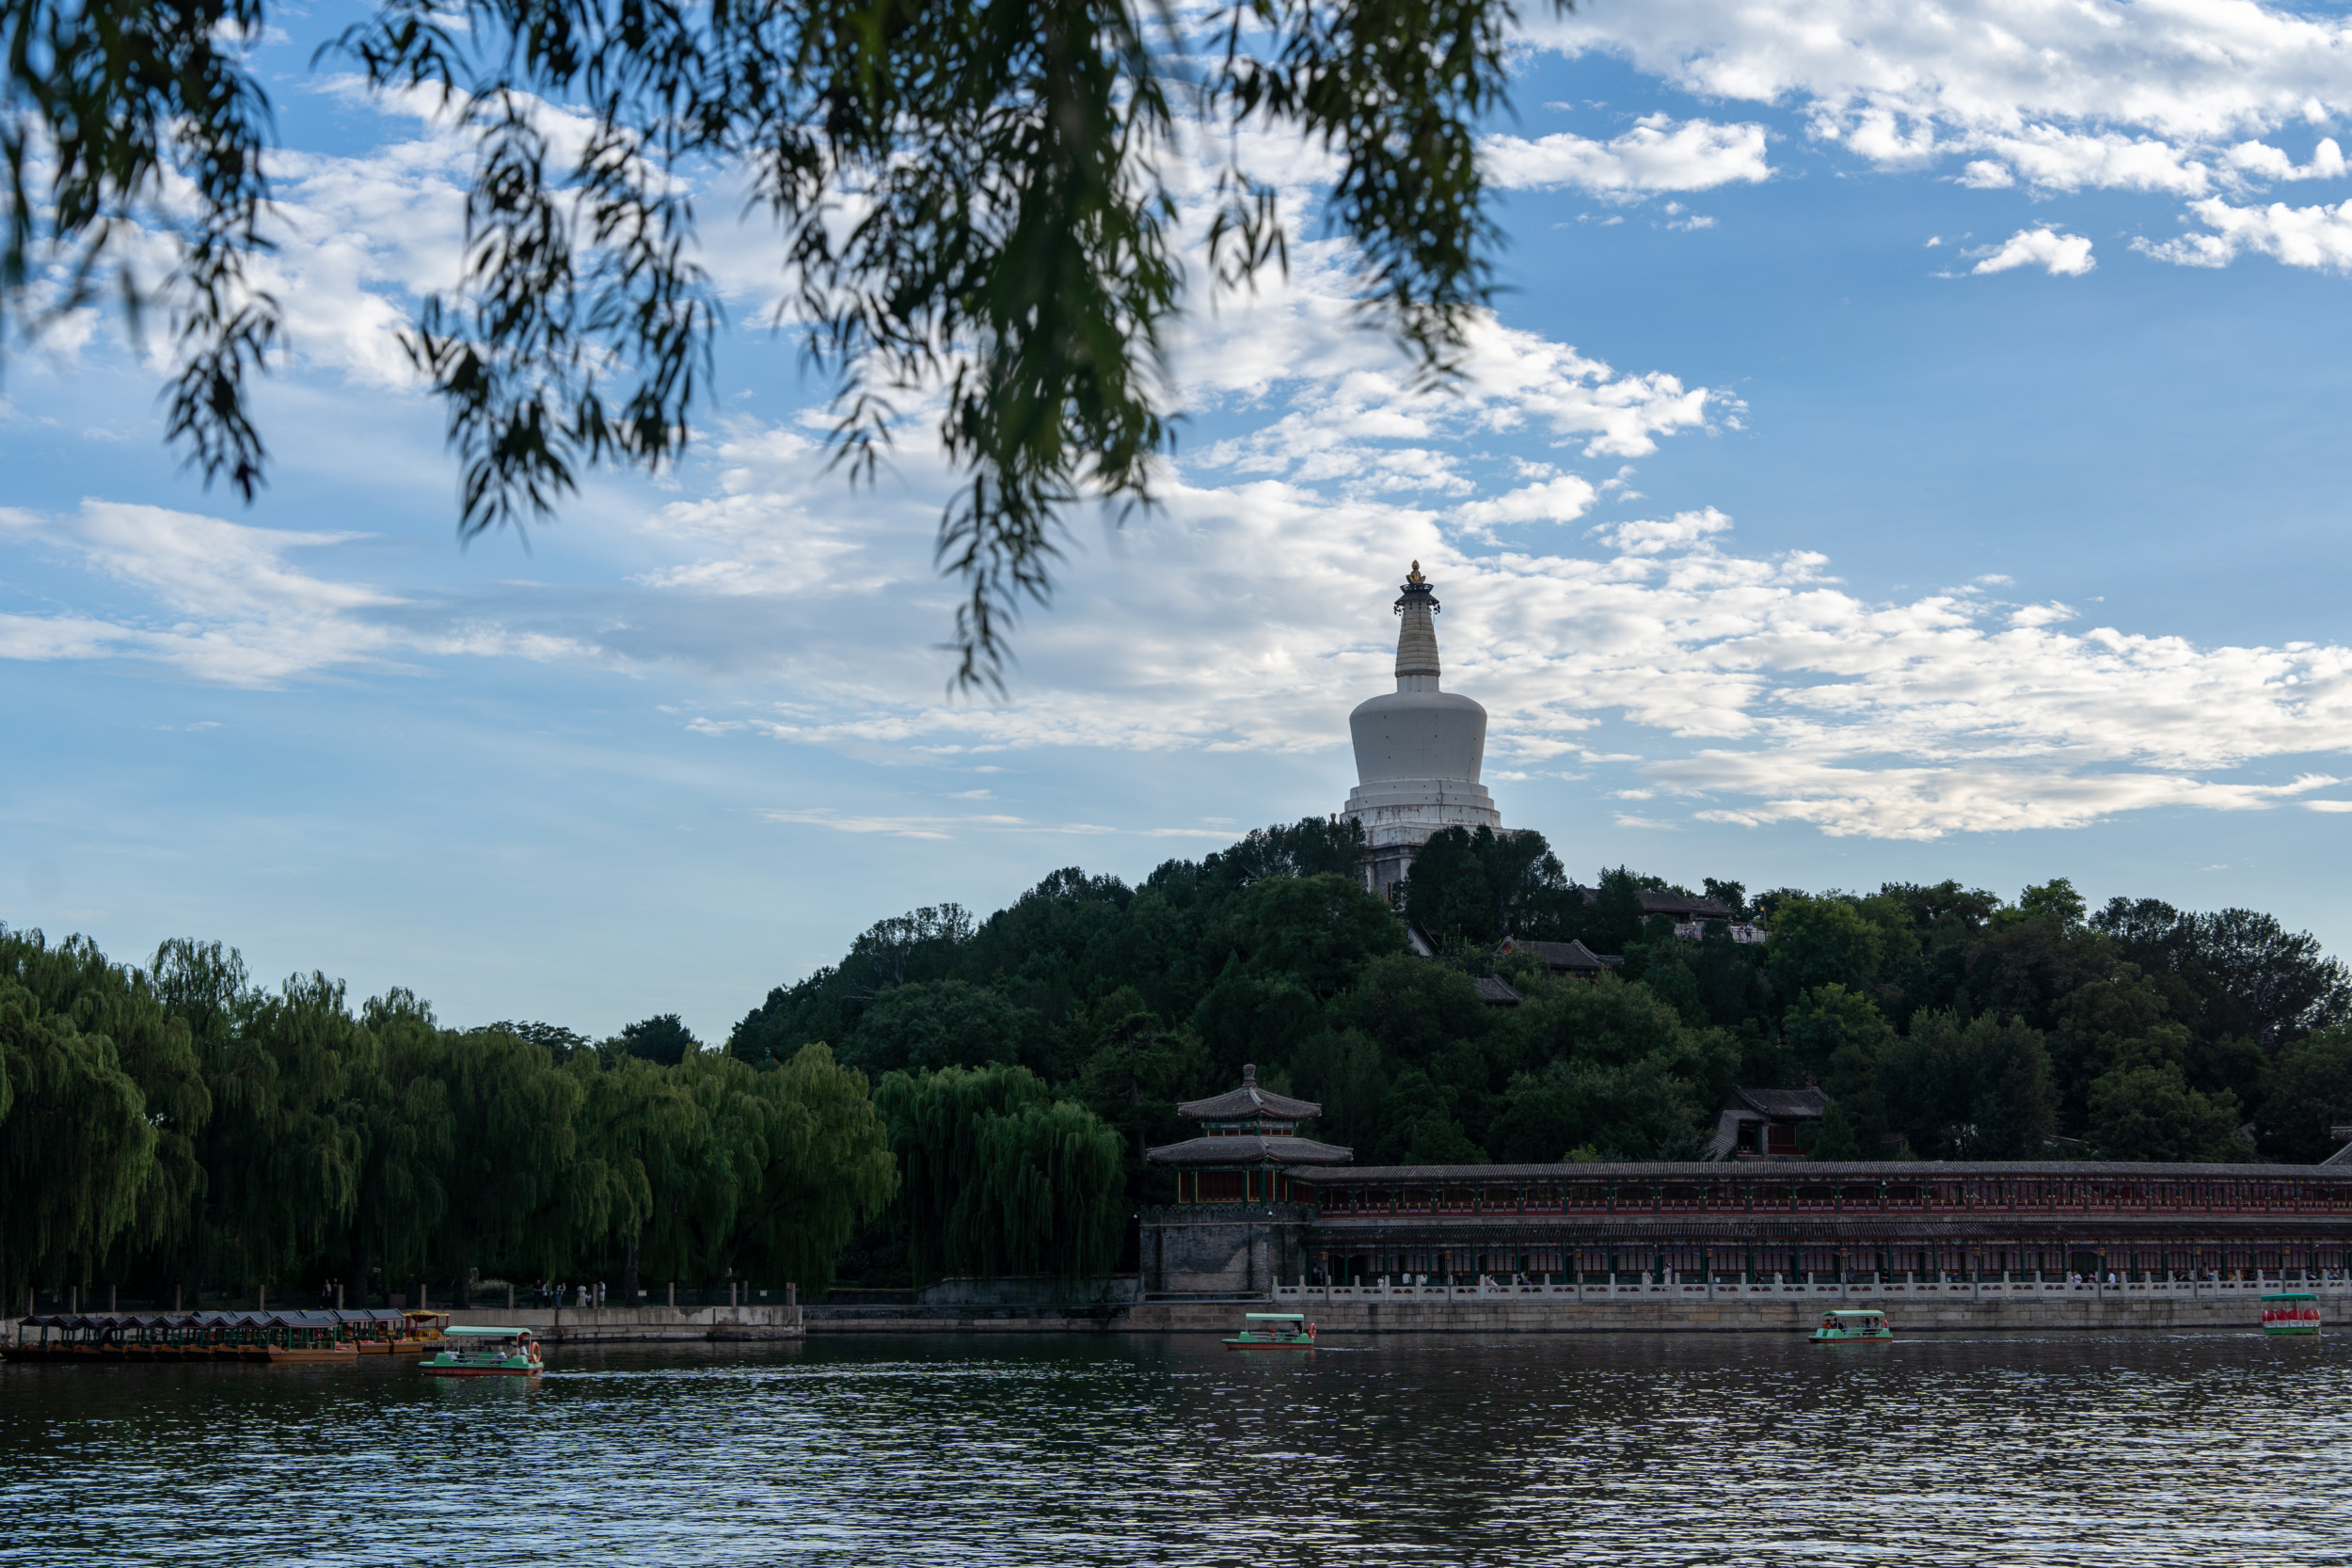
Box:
(799, 1278), (2341, 1336)
(439, 1306), (803, 1342)
(1236, 1275), (2345, 1334)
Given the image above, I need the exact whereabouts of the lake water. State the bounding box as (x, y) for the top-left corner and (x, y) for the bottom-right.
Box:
(4, 1330), (2350, 1565)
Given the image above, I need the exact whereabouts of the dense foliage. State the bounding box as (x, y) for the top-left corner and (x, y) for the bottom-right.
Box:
(733, 819), (2352, 1275)
(0, 928), (894, 1306)
(9, 815), (2351, 1298)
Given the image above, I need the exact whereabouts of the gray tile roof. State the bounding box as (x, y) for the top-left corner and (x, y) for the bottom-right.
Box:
(1730, 1086), (1832, 1119)
(1144, 1134), (1356, 1166)
(1177, 1064), (1322, 1121)
(1499, 938), (1613, 971)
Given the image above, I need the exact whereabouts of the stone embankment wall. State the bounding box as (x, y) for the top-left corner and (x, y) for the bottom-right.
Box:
(1161, 1296), (2265, 1334)
(809, 1282), (2344, 1335)
(437, 1306), (803, 1343)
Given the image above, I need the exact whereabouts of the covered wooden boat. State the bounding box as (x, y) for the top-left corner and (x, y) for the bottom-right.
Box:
(1812, 1309), (1894, 1342)
(420, 1326), (543, 1377)
(5, 1307), (401, 1364)
(2262, 1292), (2321, 1336)
(1224, 1312), (1316, 1350)
(389, 1309), (453, 1355)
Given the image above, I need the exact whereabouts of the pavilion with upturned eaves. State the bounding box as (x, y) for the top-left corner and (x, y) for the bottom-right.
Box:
(1145, 1065), (1351, 1206)
(1138, 1067), (1348, 1293)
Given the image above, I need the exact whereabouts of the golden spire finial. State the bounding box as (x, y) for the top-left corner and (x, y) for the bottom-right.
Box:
(1406, 560), (1425, 585)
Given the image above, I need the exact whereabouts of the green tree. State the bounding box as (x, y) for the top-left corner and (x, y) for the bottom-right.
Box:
(1882, 1009), (2058, 1161)
(617, 1013), (702, 1066)
(2007, 878), (2089, 931)
(429, 1023), (582, 1302)
(1809, 1101), (1868, 1162)
(5, 933), (211, 1283)
(841, 979), (1040, 1077)
(0, 967), (158, 1298)
(347, 990), (455, 1308)
(726, 1044), (899, 1295)
(2259, 1027), (2352, 1164)
(192, 971), (367, 1293)
(1781, 985), (1895, 1084)
(2085, 1064), (2251, 1164)
(1214, 873), (1406, 999)
(874, 1063), (1123, 1284)
(2048, 964), (2195, 1135)
(1401, 825), (1581, 946)
(1765, 896), (1884, 1006)
(1488, 1054), (1705, 1163)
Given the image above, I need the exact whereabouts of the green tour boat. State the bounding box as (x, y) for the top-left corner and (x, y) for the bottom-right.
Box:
(1225, 1312), (1316, 1350)
(420, 1326), (545, 1377)
(2262, 1292), (2321, 1336)
(1812, 1309), (1893, 1343)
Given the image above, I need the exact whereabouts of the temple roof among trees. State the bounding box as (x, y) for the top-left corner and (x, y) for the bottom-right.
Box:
(1497, 938), (1618, 973)
(1143, 1133), (1355, 1166)
(1727, 1086), (1832, 1120)
(1177, 1064), (1321, 1122)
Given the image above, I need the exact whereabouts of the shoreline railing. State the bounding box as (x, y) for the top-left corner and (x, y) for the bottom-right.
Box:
(1270, 1272), (2352, 1305)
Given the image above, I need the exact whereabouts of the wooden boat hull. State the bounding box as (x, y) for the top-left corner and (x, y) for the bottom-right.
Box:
(1223, 1338), (1314, 1350)
(420, 1364), (541, 1377)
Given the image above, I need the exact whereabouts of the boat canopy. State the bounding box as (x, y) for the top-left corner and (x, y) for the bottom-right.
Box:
(2262, 1291), (2318, 1302)
(1825, 1309), (1884, 1319)
(16, 1308), (410, 1332)
(1245, 1313), (1306, 1322)
(443, 1325), (532, 1336)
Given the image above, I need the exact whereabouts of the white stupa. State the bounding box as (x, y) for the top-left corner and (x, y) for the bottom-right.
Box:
(1342, 562), (1502, 900)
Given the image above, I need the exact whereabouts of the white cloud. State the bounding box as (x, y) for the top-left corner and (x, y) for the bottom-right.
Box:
(2228, 137), (2348, 182)
(1525, 0), (2352, 246)
(1592, 507), (1734, 556)
(0, 500), (609, 685)
(758, 807), (1230, 840)
(1971, 228), (2097, 277)
(1481, 116), (1771, 194)
(1458, 476), (1601, 533)
(600, 411), (2352, 840)
(2138, 195), (2352, 271)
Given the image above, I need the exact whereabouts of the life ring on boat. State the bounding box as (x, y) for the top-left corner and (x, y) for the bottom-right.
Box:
(1307, 1323), (1316, 1339)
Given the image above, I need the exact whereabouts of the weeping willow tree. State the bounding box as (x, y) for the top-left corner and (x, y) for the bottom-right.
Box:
(2, 930), (211, 1296)
(351, 990), (455, 1307)
(428, 1023), (585, 1302)
(191, 970), (367, 1291)
(875, 1063), (1124, 1285)
(726, 1045), (898, 1296)
(564, 1044), (896, 1299)
(1, 928), (905, 1301)
(0, 963), (158, 1299)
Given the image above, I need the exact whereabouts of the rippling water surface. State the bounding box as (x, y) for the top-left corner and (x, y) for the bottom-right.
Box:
(5, 1330), (2350, 1565)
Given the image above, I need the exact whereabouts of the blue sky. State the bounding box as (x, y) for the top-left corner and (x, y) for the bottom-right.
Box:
(8, 0), (2352, 1043)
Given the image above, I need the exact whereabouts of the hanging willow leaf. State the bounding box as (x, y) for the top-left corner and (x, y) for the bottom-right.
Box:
(5, 0), (1563, 688)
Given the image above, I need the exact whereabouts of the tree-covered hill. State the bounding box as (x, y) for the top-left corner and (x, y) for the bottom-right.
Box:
(729, 818), (2352, 1180)
(8, 816), (2352, 1302)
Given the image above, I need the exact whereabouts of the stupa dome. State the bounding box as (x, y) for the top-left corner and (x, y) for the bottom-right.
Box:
(1341, 562), (1502, 899)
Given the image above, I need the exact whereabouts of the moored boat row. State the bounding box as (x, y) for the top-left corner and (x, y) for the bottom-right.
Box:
(3, 1308), (453, 1364)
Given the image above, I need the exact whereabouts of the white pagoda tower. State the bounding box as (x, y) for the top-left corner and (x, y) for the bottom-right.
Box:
(1341, 562), (1502, 900)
